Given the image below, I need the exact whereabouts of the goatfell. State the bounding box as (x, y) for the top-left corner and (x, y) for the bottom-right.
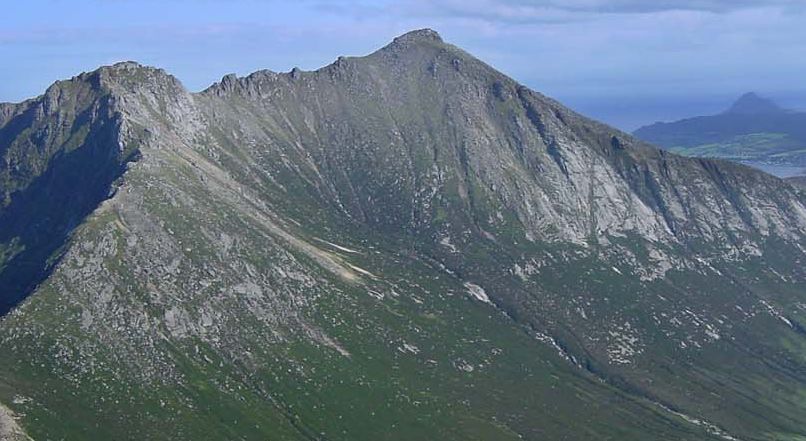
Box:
(1, 30), (805, 441)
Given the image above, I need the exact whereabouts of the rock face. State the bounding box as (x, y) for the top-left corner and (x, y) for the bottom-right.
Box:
(0, 403), (31, 441)
(1, 29), (805, 440)
(0, 66), (140, 314)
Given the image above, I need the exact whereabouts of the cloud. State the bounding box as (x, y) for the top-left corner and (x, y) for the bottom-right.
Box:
(489, 0), (800, 14)
(313, 0), (803, 25)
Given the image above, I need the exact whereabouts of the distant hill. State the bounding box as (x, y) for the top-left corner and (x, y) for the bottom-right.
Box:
(634, 93), (806, 169)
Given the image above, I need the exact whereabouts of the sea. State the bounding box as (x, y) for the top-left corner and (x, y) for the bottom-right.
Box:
(741, 162), (806, 178)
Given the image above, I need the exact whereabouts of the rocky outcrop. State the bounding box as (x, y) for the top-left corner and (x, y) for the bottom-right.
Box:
(0, 403), (30, 441)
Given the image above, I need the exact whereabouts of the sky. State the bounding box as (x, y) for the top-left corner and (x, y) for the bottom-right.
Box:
(2, 0), (805, 130)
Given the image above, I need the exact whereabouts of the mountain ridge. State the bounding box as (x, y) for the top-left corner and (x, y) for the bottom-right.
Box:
(192, 33), (806, 250)
(1, 29), (806, 440)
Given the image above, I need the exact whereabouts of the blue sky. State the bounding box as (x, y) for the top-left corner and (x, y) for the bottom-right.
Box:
(2, 0), (805, 130)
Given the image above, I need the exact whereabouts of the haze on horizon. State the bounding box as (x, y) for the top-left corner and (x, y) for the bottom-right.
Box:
(2, 0), (805, 130)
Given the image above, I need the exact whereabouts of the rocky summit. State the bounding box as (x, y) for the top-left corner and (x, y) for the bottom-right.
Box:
(1, 29), (805, 440)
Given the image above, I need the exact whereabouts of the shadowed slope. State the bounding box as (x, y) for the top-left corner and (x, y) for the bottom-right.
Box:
(0, 70), (140, 314)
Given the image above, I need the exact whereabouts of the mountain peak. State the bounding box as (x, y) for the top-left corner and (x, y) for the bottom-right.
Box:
(393, 28), (443, 44)
(104, 60), (148, 71)
(81, 60), (186, 97)
(82, 61), (162, 80)
(381, 29), (446, 54)
(725, 92), (784, 115)
(381, 29), (445, 52)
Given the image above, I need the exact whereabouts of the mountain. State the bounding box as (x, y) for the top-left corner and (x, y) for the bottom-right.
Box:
(634, 93), (806, 171)
(1, 29), (805, 440)
(724, 92), (784, 115)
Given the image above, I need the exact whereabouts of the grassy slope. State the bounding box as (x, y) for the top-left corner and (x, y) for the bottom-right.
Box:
(0, 144), (722, 440)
